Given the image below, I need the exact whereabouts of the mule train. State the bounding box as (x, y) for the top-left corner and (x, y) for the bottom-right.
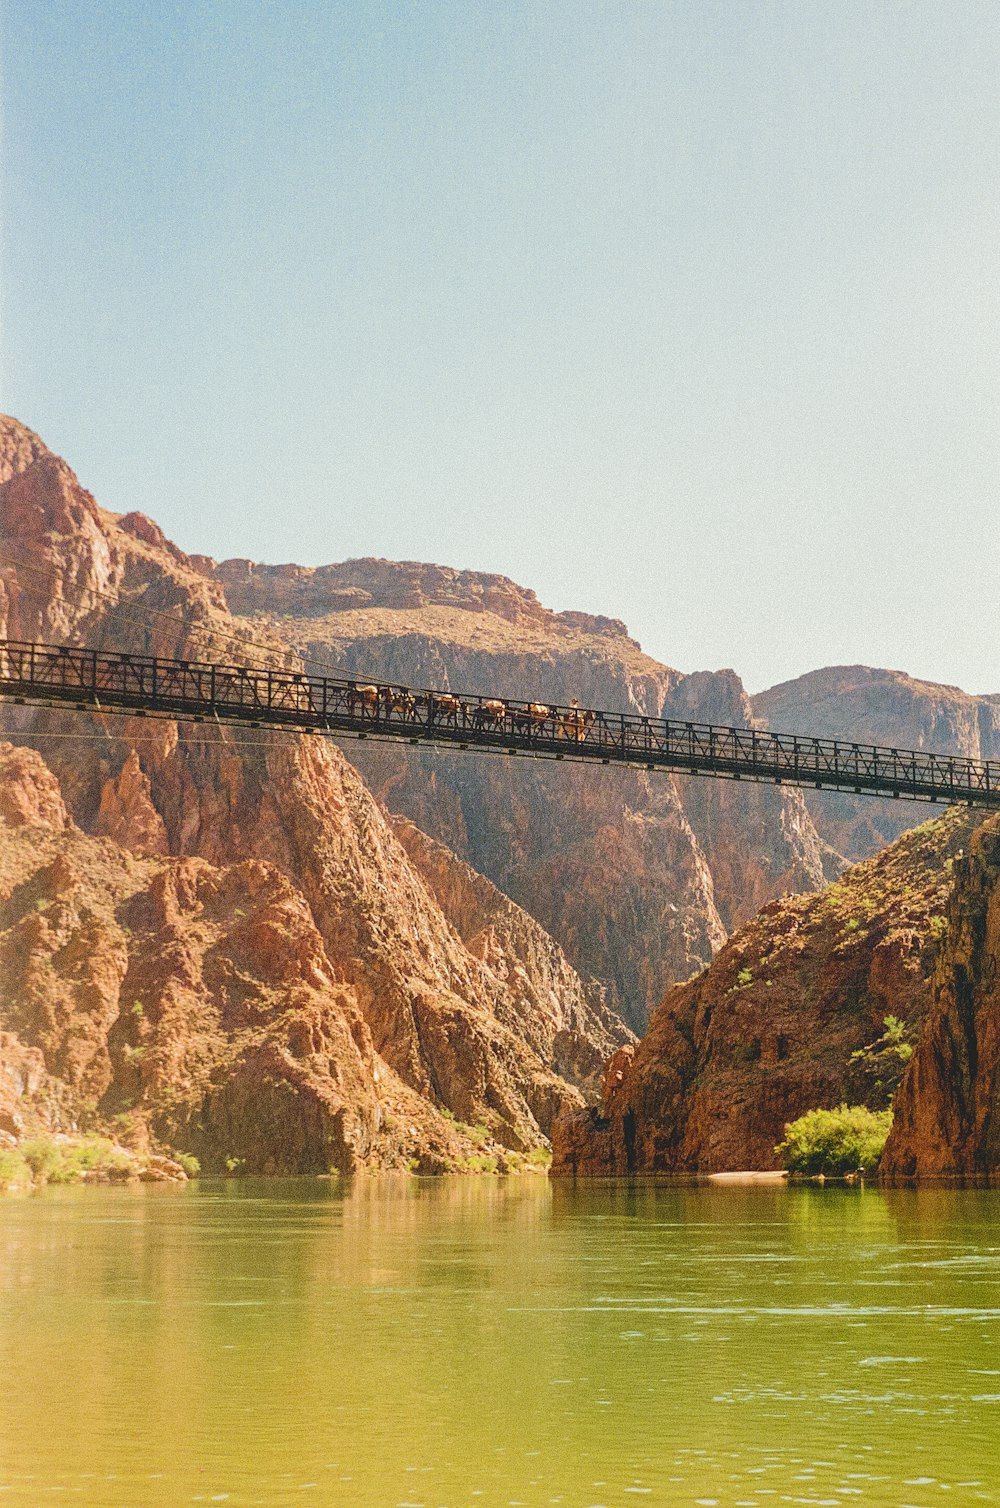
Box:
(344, 683), (597, 742)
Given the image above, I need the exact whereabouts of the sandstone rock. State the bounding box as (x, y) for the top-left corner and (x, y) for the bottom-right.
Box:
(553, 808), (979, 1174)
(138, 1154), (187, 1182)
(0, 414), (51, 484)
(0, 415), (632, 1170)
(93, 750), (169, 855)
(753, 665), (1000, 861)
(0, 744), (71, 832)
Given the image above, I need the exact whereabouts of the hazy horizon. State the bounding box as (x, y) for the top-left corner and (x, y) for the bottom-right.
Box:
(3, 2), (998, 695)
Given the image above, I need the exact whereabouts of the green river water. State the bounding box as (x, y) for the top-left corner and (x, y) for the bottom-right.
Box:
(1, 1177), (999, 1507)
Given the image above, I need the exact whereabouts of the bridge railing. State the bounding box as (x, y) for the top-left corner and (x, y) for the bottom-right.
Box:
(0, 638), (997, 807)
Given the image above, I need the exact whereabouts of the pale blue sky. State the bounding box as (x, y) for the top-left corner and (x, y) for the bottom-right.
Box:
(2, 1), (998, 693)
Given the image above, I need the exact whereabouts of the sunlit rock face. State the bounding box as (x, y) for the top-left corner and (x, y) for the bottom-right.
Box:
(753, 666), (1000, 861)
(552, 809), (979, 1175)
(0, 414), (633, 1171)
(212, 555), (835, 1030)
(6, 411), (990, 1180)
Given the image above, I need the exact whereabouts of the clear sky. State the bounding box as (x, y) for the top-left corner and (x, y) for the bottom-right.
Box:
(2, 1), (998, 693)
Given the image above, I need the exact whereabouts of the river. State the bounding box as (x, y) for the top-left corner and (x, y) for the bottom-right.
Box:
(1, 1177), (998, 1506)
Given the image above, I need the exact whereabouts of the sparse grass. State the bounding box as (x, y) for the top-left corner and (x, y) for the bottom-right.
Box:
(851, 1014), (913, 1065)
(18, 1135), (134, 1186)
(458, 1153), (499, 1174)
(0, 1135), (192, 1191)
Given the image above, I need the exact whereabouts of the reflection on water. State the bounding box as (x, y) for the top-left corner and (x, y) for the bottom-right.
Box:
(1, 1177), (999, 1505)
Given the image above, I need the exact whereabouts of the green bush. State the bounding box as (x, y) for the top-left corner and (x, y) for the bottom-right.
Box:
(459, 1153), (499, 1173)
(776, 1105), (893, 1176)
(0, 1148), (30, 1190)
(19, 1135), (133, 1185)
(20, 1137), (64, 1182)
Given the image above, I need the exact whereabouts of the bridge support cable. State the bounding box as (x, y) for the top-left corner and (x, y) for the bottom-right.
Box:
(0, 638), (998, 809)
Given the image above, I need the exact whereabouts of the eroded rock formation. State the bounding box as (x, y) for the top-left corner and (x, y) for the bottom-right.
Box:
(753, 666), (1000, 861)
(213, 557), (837, 1028)
(881, 815), (1000, 1177)
(552, 809), (979, 1174)
(0, 414), (633, 1172)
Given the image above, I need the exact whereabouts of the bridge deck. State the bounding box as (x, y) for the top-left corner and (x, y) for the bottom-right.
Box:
(0, 638), (997, 809)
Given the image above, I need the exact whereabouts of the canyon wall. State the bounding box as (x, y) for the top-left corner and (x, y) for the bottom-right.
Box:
(5, 412), (999, 1179)
(882, 815), (1000, 1177)
(0, 415), (632, 1171)
(213, 559), (837, 1028)
(754, 667), (1000, 861)
(552, 808), (979, 1174)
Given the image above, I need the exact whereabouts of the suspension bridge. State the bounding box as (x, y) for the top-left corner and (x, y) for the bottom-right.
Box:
(0, 637), (997, 809)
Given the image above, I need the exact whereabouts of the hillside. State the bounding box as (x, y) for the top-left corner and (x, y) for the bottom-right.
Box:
(754, 666), (1000, 860)
(0, 416), (630, 1172)
(4, 412), (999, 1179)
(211, 559), (837, 1028)
(553, 807), (980, 1174)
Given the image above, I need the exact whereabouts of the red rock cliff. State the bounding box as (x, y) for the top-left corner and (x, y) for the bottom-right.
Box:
(0, 415), (633, 1171)
(552, 808), (978, 1174)
(211, 557), (835, 1028)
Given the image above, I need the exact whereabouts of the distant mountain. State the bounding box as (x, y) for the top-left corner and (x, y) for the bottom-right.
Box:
(754, 666), (1000, 859)
(209, 557), (837, 1030)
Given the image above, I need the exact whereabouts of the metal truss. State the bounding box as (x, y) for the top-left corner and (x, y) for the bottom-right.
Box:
(1, 638), (997, 808)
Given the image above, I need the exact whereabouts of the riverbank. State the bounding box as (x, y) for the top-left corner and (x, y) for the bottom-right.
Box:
(0, 1133), (189, 1191)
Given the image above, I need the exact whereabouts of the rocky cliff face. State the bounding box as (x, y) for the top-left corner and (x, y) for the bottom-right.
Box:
(213, 561), (836, 1029)
(753, 666), (1000, 861)
(0, 414), (633, 1172)
(6, 413), (994, 1182)
(552, 808), (979, 1175)
(881, 815), (1000, 1178)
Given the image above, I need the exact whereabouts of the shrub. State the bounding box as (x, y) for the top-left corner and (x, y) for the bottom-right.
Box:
(459, 1153), (499, 1173)
(20, 1137), (64, 1182)
(776, 1104), (893, 1176)
(18, 1135), (133, 1185)
(0, 1148), (30, 1191)
(846, 1015), (916, 1108)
